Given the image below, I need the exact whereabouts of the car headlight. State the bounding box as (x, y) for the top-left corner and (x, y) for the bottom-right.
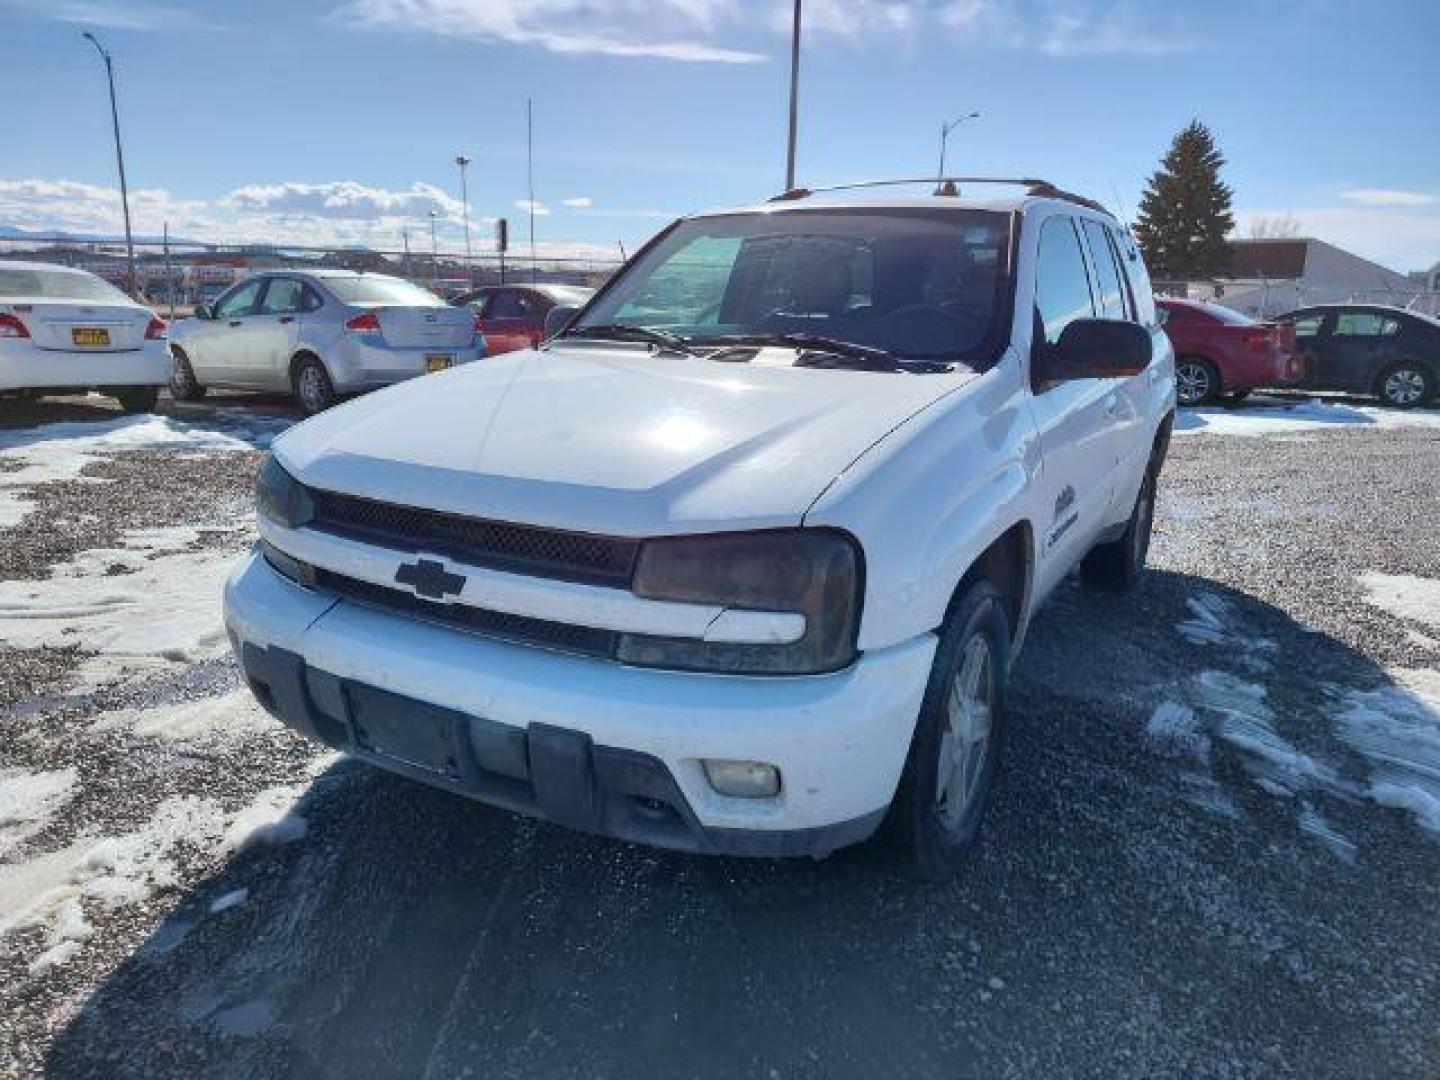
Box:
(255, 453), (313, 530)
(617, 529), (862, 675)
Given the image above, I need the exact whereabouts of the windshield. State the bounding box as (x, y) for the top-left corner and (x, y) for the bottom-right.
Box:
(0, 265), (132, 303)
(574, 208), (1012, 366)
(323, 275), (445, 307)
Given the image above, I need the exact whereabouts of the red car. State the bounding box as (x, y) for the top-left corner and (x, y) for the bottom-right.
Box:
(455, 283), (595, 356)
(1157, 298), (1301, 406)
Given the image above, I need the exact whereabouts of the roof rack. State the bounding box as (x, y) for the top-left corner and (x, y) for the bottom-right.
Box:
(767, 177), (1114, 217)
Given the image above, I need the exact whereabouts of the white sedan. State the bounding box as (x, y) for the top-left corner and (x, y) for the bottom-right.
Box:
(0, 261), (169, 412)
(168, 270), (485, 415)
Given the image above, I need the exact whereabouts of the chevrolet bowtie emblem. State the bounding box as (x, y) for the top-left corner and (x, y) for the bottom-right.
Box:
(395, 558), (464, 601)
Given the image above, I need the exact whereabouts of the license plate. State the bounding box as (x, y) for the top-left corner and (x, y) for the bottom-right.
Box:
(348, 683), (460, 777)
(72, 327), (110, 347)
(425, 354), (452, 373)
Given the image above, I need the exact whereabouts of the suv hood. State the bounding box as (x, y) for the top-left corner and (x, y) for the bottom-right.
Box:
(275, 344), (973, 536)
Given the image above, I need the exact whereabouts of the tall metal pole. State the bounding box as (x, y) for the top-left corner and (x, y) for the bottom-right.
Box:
(784, 0), (802, 191)
(428, 210), (439, 289)
(402, 227), (411, 278)
(455, 154), (473, 288)
(163, 221), (174, 321)
(83, 32), (137, 297)
(937, 111), (980, 181)
(526, 98), (537, 285)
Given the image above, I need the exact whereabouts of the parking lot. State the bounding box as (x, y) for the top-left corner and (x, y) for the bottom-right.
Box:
(1, 391), (1438, 1078)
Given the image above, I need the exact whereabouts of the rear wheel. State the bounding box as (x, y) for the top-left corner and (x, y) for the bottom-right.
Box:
(113, 386), (159, 414)
(169, 347), (207, 401)
(1377, 362), (1432, 409)
(292, 356), (337, 415)
(1081, 468), (1156, 592)
(885, 579), (1010, 880)
(1175, 357), (1220, 407)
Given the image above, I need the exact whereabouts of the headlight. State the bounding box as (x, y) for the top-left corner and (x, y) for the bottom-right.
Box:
(255, 453), (313, 529)
(617, 529), (862, 675)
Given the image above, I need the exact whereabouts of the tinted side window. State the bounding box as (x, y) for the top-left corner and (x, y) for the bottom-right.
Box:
(1291, 312), (1325, 340)
(260, 278), (306, 314)
(1112, 228), (1158, 328)
(1081, 220), (1127, 320)
(1034, 217), (1095, 344)
(489, 291), (529, 319)
(1334, 310), (1400, 337)
(214, 279), (264, 319)
(301, 284), (325, 312)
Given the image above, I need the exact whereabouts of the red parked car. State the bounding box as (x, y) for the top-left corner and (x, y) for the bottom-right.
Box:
(1156, 298), (1301, 406)
(454, 283), (595, 356)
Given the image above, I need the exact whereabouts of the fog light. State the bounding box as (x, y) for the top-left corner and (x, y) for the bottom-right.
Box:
(702, 759), (781, 798)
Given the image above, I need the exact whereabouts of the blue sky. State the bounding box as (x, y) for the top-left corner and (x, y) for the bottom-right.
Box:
(2, 0), (1437, 270)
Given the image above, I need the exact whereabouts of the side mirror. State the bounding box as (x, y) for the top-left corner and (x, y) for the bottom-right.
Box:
(543, 305), (579, 340)
(1039, 318), (1152, 381)
(193, 303), (213, 321)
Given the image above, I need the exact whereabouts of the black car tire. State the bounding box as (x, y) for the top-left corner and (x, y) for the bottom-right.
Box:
(1376, 361), (1433, 409)
(1175, 356), (1220, 407)
(884, 578), (1010, 881)
(1081, 468), (1156, 592)
(169, 347), (207, 401)
(292, 355), (338, 415)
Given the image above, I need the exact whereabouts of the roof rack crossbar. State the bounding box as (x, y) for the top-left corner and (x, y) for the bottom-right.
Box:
(768, 176), (1114, 218)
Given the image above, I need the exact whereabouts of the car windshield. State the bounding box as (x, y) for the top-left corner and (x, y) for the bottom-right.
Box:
(0, 265), (132, 303)
(572, 208), (1012, 366)
(323, 275), (445, 307)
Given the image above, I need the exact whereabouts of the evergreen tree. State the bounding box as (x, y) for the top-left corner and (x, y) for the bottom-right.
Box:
(1134, 121), (1235, 280)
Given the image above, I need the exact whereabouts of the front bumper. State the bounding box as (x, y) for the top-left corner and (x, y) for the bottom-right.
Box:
(224, 551), (935, 858)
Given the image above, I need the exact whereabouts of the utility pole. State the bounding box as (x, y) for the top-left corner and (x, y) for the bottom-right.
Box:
(455, 154), (474, 288)
(937, 111), (980, 181)
(163, 221), (174, 321)
(83, 32), (137, 297)
(402, 227), (411, 278)
(428, 210), (439, 290)
(526, 98), (537, 285)
(784, 0), (802, 191)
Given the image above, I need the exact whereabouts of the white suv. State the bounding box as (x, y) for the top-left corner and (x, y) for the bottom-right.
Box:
(224, 179), (1174, 877)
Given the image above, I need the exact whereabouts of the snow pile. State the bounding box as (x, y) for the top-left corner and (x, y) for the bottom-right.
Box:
(1359, 572), (1440, 632)
(0, 524), (250, 690)
(0, 785), (308, 974)
(1333, 670), (1440, 836)
(1174, 593), (1277, 670)
(1196, 671), (1341, 797)
(1175, 398), (1440, 438)
(0, 767), (78, 860)
(90, 689), (279, 745)
(0, 413), (285, 529)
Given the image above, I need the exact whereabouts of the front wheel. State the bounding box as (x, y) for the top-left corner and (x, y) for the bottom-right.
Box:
(1081, 468), (1156, 591)
(1377, 362), (1432, 409)
(169, 347), (207, 401)
(1175, 357), (1220, 407)
(292, 356), (337, 415)
(884, 579), (1010, 880)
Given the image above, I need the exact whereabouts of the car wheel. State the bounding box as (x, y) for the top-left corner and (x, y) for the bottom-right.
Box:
(885, 578), (1010, 880)
(113, 386), (159, 414)
(1175, 357), (1220, 407)
(293, 356), (337, 415)
(1081, 467), (1156, 592)
(1377, 362), (1432, 409)
(169, 347), (207, 401)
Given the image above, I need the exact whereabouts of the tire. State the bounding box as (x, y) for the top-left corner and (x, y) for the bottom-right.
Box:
(1376, 361), (1433, 409)
(1081, 468), (1156, 591)
(884, 579), (1010, 880)
(1220, 390), (1250, 409)
(169, 347), (207, 401)
(292, 355), (337, 415)
(113, 386), (159, 414)
(1175, 356), (1220, 407)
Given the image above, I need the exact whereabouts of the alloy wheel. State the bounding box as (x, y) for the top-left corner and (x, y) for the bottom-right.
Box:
(1383, 368), (1426, 407)
(935, 634), (995, 832)
(298, 366), (327, 412)
(1175, 363), (1211, 406)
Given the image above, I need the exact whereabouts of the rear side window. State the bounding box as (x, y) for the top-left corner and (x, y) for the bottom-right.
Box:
(0, 265), (130, 303)
(1290, 312), (1325, 340)
(261, 278), (307, 314)
(1081, 220), (1127, 320)
(1034, 217), (1095, 344)
(489, 290), (538, 319)
(1111, 228), (1158, 328)
(324, 275), (445, 307)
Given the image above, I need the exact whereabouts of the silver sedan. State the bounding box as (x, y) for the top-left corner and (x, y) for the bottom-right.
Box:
(168, 270), (485, 414)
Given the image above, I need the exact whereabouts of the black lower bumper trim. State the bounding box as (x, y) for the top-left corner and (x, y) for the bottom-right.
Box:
(239, 643), (882, 859)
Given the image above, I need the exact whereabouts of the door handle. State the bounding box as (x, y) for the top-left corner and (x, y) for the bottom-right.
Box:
(278, 316), (295, 324)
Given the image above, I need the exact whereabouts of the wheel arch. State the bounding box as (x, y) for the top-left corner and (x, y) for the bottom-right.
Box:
(288, 348), (325, 385)
(940, 520), (1035, 656)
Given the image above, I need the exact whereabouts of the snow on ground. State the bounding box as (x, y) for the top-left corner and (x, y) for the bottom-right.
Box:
(1196, 670), (1344, 796)
(0, 784), (308, 975)
(1359, 571), (1440, 632)
(1333, 669), (1440, 836)
(0, 523), (250, 692)
(89, 689), (280, 745)
(0, 768), (78, 860)
(1175, 399), (1440, 438)
(0, 413), (285, 529)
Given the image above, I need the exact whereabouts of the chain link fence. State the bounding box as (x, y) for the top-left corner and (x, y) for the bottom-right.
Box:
(1153, 278), (1440, 320)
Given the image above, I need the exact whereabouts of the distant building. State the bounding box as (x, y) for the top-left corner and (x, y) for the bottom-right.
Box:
(1164, 238), (1433, 318)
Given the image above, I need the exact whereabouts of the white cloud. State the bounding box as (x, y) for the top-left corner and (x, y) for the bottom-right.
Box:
(561, 197), (593, 209)
(7, 0), (222, 31)
(767, 0), (918, 37)
(513, 199), (552, 217)
(338, 0), (767, 63)
(941, 0), (1194, 56)
(1339, 188), (1438, 208)
(1235, 205), (1440, 274)
(220, 180), (462, 221)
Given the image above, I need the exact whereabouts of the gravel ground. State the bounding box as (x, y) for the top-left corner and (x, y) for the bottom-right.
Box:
(2, 393), (1438, 1079)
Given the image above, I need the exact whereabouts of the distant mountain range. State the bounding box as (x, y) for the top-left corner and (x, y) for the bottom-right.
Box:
(0, 224), (205, 246)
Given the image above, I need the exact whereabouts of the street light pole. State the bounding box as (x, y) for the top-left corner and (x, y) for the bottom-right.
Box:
(937, 111), (981, 181)
(454, 154), (473, 288)
(428, 210), (439, 290)
(784, 0), (802, 191)
(82, 31), (137, 297)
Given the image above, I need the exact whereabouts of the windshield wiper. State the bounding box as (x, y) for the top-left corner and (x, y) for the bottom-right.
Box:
(560, 323), (697, 356)
(702, 333), (950, 373)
